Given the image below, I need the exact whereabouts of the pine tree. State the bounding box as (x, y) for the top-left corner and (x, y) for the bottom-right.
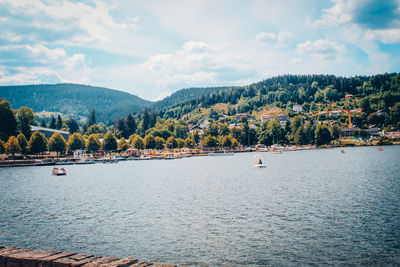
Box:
(88, 108), (96, 127)
(56, 115), (63, 130)
(49, 116), (56, 129)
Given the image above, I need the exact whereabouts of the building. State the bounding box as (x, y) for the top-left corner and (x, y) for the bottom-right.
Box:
(277, 114), (289, 127)
(260, 115), (273, 122)
(292, 104), (303, 112)
(199, 120), (210, 129)
(341, 127), (380, 138)
(30, 125), (70, 140)
(235, 113), (248, 120)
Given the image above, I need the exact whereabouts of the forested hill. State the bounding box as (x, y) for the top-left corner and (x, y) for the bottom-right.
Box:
(0, 83), (151, 122)
(152, 86), (231, 109)
(158, 73), (400, 121)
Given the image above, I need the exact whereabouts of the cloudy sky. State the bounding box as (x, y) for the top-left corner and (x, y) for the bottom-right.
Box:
(0, 0), (399, 100)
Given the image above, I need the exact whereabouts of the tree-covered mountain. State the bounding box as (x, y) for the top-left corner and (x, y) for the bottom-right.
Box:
(152, 86), (231, 109)
(0, 83), (151, 122)
(157, 73), (400, 124)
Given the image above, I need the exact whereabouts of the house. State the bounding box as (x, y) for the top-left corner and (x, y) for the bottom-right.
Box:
(235, 113), (248, 120)
(30, 125), (70, 140)
(293, 104), (303, 112)
(277, 114), (289, 126)
(199, 120), (210, 129)
(228, 123), (240, 129)
(260, 115), (273, 122)
(345, 94), (353, 100)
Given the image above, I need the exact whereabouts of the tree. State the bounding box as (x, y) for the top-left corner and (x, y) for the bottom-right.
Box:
(0, 140), (4, 153)
(165, 136), (178, 149)
(40, 119), (47, 128)
(118, 137), (129, 151)
(67, 118), (79, 133)
(102, 131), (118, 151)
(115, 118), (128, 138)
(155, 136), (165, 150)
(49, 116), (56, 129)
(86, 134), (101, 152)
(56, 115), (63, 130)
(202, 135), (218, 148)
(176, 138), (185, 148)
(17, 107), (35, 138)
(185, 136), (194, 148)
(86, 124), (102, 135)
(315, 124), (331, 146)
(48, 132), (67, 155)
(67, 133), (85, 151)
(125, 114), (137, 137)
(129, 134), (140, 146)
(132, 136), (144, 150)
(294, 126), (307, 145)
(331, 125), (341, 140)
(144, 134), (156, 149)
(0, 100), (18, 141)
(231, 137), (239, 147)
(88, 108), (96, 127)
(4, 136), (21, 158)
(17, 133), (28, 155)
(28, 131), (48, 155)
(220, 135), (232, 147)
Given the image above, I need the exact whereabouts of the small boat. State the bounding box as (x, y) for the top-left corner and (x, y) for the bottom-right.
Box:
(76, 159), (96, 164)
(341, 149), (345, 154)
(377, 147), (383, 151)
(273, 150), (282, 154)
(254, 162), (266, 168)
(52, 167), (66, 176)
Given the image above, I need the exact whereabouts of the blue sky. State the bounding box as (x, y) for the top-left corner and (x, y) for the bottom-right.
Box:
(0, 0), (399, 101)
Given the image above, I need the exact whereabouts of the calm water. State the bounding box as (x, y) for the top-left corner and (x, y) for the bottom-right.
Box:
(1, 146), (400, 266)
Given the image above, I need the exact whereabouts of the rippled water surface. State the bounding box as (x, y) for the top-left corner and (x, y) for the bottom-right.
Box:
(1, 146), (400, 266)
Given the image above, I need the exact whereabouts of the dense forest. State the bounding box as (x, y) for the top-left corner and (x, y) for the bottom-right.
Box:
(158, 73), (400, 124)
(0, 83), (151, 122)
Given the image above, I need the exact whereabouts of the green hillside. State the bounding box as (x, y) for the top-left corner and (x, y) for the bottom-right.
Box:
(0, 83), (151, 122)
(152, 86), (231, 109)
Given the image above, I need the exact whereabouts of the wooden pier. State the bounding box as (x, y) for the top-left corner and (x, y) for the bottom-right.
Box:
(0, 245), (178, 267)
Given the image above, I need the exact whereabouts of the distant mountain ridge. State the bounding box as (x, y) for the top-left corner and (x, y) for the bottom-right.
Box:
(0, 83), (151, 122)
(152, 86), (231, 109)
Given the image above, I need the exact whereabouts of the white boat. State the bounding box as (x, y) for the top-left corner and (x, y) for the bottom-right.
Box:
(254, 162), (266, 168)
(52, 167), (66, 176)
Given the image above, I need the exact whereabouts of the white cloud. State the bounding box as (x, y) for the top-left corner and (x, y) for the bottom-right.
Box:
(0, 0), (139, 44)
(308, 0), (400, 44)
(307, 0), (355, 28)
(256, 32), (294, 45)
(365, 28), (400, 44)
(297, 39), (346, 59)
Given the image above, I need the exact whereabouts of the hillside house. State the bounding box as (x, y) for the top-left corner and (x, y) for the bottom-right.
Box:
(345, 94), (354, 100)
(260, 115), (273, 122)
(293, 104), (303, 112)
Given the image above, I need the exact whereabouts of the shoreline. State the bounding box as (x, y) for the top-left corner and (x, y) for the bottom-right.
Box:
(0, 143), (397, 168)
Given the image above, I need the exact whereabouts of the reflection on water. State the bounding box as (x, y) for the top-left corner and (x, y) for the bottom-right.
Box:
(1, 146), (400, 266)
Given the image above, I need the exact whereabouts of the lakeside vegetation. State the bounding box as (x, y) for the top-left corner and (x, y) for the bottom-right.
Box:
(1, 73), (399, 159)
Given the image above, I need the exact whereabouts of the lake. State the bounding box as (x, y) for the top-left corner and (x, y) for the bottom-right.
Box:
(1, 146), (399, 266)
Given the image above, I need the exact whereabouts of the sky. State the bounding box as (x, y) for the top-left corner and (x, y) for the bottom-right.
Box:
(0, 0), (400, 101)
